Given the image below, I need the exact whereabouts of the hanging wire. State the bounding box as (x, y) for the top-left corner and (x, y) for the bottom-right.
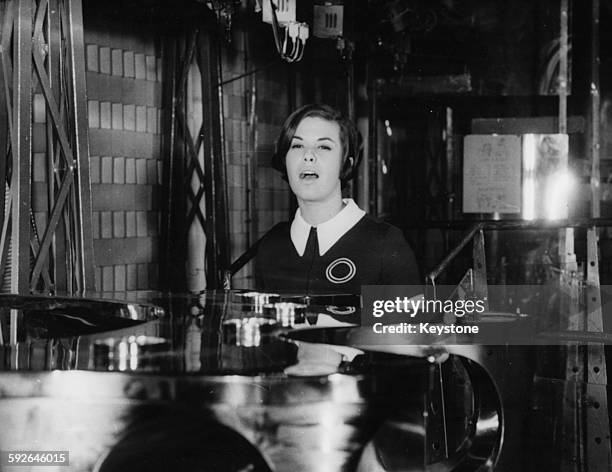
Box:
(538, 37), (573, 95)
(267, 0), (307, 63)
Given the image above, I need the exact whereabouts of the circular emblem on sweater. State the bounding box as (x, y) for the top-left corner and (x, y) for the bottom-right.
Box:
(325, 258), (356, 284)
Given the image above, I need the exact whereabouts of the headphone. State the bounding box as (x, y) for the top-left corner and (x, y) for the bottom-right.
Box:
(339, 129), (363, 182)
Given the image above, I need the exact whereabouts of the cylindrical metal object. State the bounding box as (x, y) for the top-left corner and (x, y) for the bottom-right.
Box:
(93, 335), (169, 371)
(222, 317), (277, 347)
(235, 291), (280, 314)
(263, 302), (307, 327)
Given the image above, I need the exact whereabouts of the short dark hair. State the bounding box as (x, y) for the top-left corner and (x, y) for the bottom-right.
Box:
(271, 104), (362, 183)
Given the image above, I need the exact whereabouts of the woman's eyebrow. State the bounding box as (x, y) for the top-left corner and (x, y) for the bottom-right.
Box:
(291, 135), (336, 142)
(317, 137), (336, 142)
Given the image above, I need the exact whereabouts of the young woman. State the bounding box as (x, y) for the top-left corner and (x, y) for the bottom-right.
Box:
(254, 104), (420, 294)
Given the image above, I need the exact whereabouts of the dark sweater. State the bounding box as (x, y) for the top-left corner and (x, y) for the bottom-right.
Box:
(254, 214), (420, 294)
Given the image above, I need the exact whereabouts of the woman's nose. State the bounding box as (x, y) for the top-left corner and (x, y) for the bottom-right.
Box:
(303, 148), (316, 161)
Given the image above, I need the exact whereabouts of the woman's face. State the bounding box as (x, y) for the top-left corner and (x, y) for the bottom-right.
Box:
(285, 116), (343, 205)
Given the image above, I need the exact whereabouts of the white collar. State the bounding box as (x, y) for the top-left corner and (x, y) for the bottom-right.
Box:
(290, 198), (366, 257)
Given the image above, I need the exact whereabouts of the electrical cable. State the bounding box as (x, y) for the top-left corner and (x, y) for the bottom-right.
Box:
(282, 25), (290, 56)
(268, 0), (286, 60)
(292, 36), (299, 62)
(287, 28), (298, 62)
(295, 37), (305, 62)
(266, 0), (308, 63)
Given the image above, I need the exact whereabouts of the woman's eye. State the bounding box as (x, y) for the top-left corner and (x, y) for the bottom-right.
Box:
(318, 145), (332, 151)
(290, 143), (303, 149)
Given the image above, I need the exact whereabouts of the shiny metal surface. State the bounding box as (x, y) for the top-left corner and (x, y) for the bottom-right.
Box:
(222, 317), (278, 347)
(286, 325), (550, 471)
(93, 335), (170, 371)
(0, 293), (163, 342)
(0, 291), (510, 471)
(0, 293), (164, 318)
(0, 368), (426, 472)
(237, 291), (281, 314)
(286, 326), (504, 471)
(264, 302), (307, 327)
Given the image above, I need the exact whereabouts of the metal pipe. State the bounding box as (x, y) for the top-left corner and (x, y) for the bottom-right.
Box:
(46, 0), (62, 292)
(216, 60), (280, 87)
(426, 223), (483, 282)
(215, 32), (230, 286)
(401, 218), (612, 231)
(445, 107), (453, 220)
(66, 0), (95, 294)
(11, 0), (33, 344)
(590, 0), (600, 219)
(584, 3), (612, 472)
(368, 81), (377, 215)
(559, 0), (568, 134)
(246, 33), (258, 261)
(0, 0), (11, 299)
(161, 38), (178, 291)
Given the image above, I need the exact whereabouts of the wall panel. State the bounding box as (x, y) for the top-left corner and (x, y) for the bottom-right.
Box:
(84, 13), (163, 296)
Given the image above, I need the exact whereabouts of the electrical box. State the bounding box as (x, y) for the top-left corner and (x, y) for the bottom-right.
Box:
(262, 0), (296, 25)
(313, 1), (343, 38)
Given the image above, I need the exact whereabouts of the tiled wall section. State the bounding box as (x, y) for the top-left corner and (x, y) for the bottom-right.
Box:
(80, 18), (293, 292)
(84, 21), (163, 296)
(221, 28), (292, 289)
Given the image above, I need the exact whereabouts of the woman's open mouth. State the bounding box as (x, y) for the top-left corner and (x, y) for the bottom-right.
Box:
(299, 171), (319, 180)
